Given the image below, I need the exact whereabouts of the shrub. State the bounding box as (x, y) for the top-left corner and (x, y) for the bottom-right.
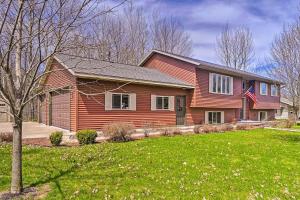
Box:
(193, 125), (202, 134)
(49, 131), (63, 146)
(235, 124), (253, 130)
(76, 129), (97, 145)
(221, 124), (234, 131)
(202, 125), (217, 133)
(280, 119), (295, 128)
(162, 128), (182, 136)
(103, 122), (134, 142)
(0, 132), (13, 143)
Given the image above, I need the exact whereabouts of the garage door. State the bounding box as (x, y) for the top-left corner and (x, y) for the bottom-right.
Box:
(0, 102), (9, 122)
(50, 90), (70, 130)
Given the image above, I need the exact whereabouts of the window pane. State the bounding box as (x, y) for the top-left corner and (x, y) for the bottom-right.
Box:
(122, 94), (129, 109)
(217, 112), (221, 123)
(112, 94), (121, 109)
(163, 97), (169, 109)
(213, 74), (217, 92)
(209, 112), (213, 124)
(261, 83), (267, 94)
(212, 112), (217, 123)
(222, 76), (226, 93)
(227, 77), (230, 94)
(156, 97), (162, 109)
(217, 75), (221, 93)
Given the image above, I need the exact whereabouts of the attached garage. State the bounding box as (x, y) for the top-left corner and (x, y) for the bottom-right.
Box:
(50, 90), (70, 130)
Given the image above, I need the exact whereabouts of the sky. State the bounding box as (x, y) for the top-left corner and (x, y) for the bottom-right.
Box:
(132, 0), (299, 70)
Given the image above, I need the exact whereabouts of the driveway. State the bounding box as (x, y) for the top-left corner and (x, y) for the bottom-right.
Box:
(0, 122), (70, 139)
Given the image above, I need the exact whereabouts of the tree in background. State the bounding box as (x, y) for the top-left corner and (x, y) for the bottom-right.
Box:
(216, 25), (254, 70)
(70, 2), (193, 65)
(270, 20), (300, 119)
(0, 0), (126, 194)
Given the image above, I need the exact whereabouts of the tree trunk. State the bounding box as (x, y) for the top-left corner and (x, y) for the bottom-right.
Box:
(10, 117), (23, 194)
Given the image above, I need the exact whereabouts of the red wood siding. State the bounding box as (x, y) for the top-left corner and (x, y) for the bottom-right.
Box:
(249, 109), (275, 121)
(142, 53), (196, 85)
(187, 108), (239, 125)
(41, 59), (77, 131)
(76, 79), (191, 130)
(252, 81), (280, 110)
(193, 68), (243, 108)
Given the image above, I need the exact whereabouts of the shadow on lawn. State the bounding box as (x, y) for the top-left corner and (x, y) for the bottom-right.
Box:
(272, 134), (300, 143)
(27, 155), (96, 199)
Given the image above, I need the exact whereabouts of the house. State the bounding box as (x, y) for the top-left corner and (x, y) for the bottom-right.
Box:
(39, 50), (281, 131)
(275, 98), (298, 120)
(0, 99), (10, 122)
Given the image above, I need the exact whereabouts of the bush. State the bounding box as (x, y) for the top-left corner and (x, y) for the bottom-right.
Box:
(76, 129), (97, 145)
(103, 122), (134, 142)
(281, 119), (295, 128)
(162, 128), (182, 136)
(235, 124), (253, 130)
(0, 132), (13, 143)
(202, 125), (217, 133)
(193, 125), (202, 134)
(49, 131), (63, 146)
(221, 124), (234, 131)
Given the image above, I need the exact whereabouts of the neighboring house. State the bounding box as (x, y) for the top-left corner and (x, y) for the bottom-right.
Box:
(0, 99), (10, 122)
(275, 98), (297, 119)
(39, 50), (281, 131)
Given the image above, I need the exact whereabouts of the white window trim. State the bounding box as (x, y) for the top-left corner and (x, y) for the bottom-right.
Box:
(205, 111), (225, 124)
(105, 92), (136, 111)
(209, 73), (233, 95)
(151, 95), (174, 111)
(258, 111), (268, 121)
(260, 82), (268, 96)
(271, 85), (278, 96)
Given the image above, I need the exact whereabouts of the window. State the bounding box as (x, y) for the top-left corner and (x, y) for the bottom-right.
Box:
(209, 73), (233, 95)
(242, 80), (246, 91)
(112, 93), (129, 109)
(259, 111), (268, 121)
(260, 82), (268, 95)
(271, 85), (278, 96)
(205, 111), (224, 124)
(156, 96), (169, 110)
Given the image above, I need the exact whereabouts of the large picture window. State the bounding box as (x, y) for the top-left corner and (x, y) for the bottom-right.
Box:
(271, 85), (278, 96)
(210, 73), (233, 95)
(156, 96), (169, 110)
(260, 82), (268, 95)
(112, 93), (129, 109)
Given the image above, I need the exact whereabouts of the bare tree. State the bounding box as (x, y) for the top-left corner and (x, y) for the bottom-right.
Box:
(216, 25), (254, 70)
(151, 14), (192, 56)
(0, 0), (126, 194)
(69, 3), (193, 64)
(270, 20), (300, 119)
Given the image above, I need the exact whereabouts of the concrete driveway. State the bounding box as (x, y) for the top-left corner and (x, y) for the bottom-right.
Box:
(0, 122), (70, 139)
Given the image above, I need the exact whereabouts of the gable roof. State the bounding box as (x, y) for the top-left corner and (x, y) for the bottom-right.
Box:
(139, 49), (283, 84)
(52, 54), (194, 89)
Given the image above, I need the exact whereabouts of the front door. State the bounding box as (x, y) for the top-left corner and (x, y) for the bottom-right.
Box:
(176, 96), (186, 125)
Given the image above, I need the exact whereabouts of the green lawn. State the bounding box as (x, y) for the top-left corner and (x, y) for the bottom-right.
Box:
(1, 129), (300, 199)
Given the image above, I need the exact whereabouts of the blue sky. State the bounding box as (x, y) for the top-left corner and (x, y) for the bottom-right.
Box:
(133, 0), (299, 69)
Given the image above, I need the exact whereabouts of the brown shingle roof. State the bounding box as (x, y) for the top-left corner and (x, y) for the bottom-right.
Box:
(54, 54), (194, 88)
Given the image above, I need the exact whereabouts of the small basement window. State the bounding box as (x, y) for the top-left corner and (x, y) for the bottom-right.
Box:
(112, 93), (129, 109)
(206, 111), (224, 124)
(156, 96), (169, 110)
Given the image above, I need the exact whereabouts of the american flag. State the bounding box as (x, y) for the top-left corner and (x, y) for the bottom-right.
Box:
(245, 81), (257, 104)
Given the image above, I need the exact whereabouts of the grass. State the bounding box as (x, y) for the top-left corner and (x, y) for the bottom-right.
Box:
(0, 129), (300, 199)
(292, 124), (300, 129)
